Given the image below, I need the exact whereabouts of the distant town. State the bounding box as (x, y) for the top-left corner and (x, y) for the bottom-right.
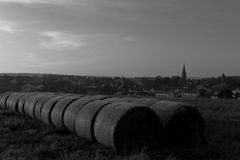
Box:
(0, 65), (240, 99)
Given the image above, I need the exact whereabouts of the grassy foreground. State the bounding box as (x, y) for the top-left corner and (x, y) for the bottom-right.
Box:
(0, 98), (240, 160)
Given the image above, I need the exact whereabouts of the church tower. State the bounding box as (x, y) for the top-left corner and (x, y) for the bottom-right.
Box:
(182, 64), (187, 82)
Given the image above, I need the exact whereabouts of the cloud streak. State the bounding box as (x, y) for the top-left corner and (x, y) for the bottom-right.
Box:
(0, 0), (91, 6)
(0, 0), (65, 4)
(0, 21), (18, 34)
(17, 52), (98, 68)
(40, 31), (86, 50)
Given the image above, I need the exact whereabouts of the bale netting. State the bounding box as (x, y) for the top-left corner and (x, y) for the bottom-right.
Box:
(63, 96), (114, 133)
(75, 98), (119, 142)
(149, 101), (205, 147)
(130, 98), (158, 107)
(41, 95), (67, 125)
(94, 102), (163, 152)
(34, 94), (57, 120)
(50, 95), (83, 130)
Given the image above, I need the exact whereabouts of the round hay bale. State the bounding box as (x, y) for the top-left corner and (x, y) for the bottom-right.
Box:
(34, 94), (57, 120)
(41, 95), (68, 125)
(18, 92), (39, 114)
(63, 96), (112, 133)
(88, 95), (111, 100)
(6, 93), (18, 110)
(0, 92), (13, 109)
(25, 93), (50, 118)
(50, 95), (83, 129)
(5, 93), (15, 110)
(0, 94), (5, 108)
(0, 92), (7, 107)
(115, 97), (136, 102)
(130, 98), (158, 107)
(94, 102), (163, 152)
(75, 98), (119, 141)
(0, 93), (4, 107)
(9, 93), (26, 111)
(23, 93), (42, 115)
(149, 101), (205, 147)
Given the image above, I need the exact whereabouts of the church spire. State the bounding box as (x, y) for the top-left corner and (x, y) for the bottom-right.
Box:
(182, 64), (187, 81)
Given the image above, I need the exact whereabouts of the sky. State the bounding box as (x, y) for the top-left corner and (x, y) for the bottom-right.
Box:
(0, 0), (239, 77)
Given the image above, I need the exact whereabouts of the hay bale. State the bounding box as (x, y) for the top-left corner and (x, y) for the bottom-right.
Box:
(18, 92), (40, 114)
(34, 94), (57, 120)
(17, 93), (30, 113)
(130, 98), (158, 107)
(0, 92), (9, 108)
(41, 95), (66, 125)
(0, 94), (5, 108)
(6, 93), (18, 110)
(50, 95), (82, 129)
(115, 97), (136, 102)
(0, 93), (4, 108)
(8, 93), (25, 111)
(149, 101), (205, 147)
(23, 93), (42, 115)
(0, 92), (13, 109)
(63, 96), (113, 133)
(94, 102), (163, 152)
(24, 93), (41, 116)
(25, 93), (51, 118)
(88, 95), (111, 100)
(75, 98), (119, 141)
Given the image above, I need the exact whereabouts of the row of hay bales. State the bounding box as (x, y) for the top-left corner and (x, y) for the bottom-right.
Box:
(0, 92), (205, 152)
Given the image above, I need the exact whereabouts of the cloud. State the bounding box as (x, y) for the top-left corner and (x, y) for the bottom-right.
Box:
(123, 36), (135, 41)
(0, 21), (17, 34)
(17, 52), (63, 68)
(17, 53), (36, 63)
(17, 52), (98, 68)
(0, 0), (63, 4)
(40, 31), (86, 50)
(16, 53), (47, 68)
(0, 0), (91, 6)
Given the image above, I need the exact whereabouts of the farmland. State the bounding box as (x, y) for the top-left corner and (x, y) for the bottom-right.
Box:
(0, 98), (240, 160)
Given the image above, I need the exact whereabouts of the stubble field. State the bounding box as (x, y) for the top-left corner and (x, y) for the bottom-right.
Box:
(0, 98), (240, 160)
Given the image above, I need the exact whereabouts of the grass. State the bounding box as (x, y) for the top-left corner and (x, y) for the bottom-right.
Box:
(0, 98), (240, 159)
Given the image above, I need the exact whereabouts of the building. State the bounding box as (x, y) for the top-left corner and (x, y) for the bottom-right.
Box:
(182, 64), (187, 82)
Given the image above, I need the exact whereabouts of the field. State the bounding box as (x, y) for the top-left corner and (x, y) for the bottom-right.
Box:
(0, 98), (240, 160)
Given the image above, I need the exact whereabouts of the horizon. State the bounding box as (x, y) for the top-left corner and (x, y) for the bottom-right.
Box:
(0, 0), (239, 77)
(0, 71), (236, 79)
